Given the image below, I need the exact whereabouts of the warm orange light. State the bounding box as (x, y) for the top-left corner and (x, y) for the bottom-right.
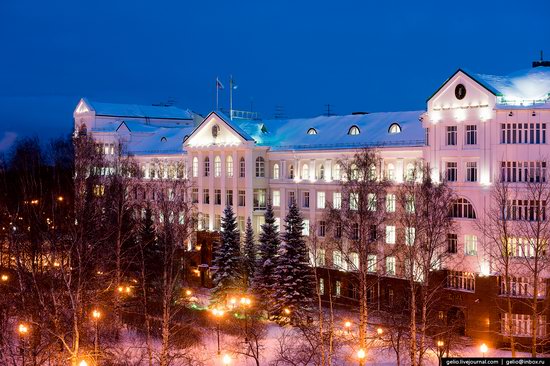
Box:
(376, 327), (383, 336)
(117, 286), (123, 293)
(79, 360), (89, 366)
(1, 274), (8, 282)
(18, 323), (29, 335)
(222, 354), (232, 365)
(345, 321), (351, 328)
(283, 308), (291, 315)
(212, 308), (225, 317)
(437, 340), (444, 347)
(185, 289), (192, 296)
(125, 286), (131, 294)
(92, 309), (101, 320)
(357, 349), (366, 359)
(240, 297), (251, 306)
(480, 343), (488, 354)
(230, 297), (237, 305)
(57, 196), (64, 202)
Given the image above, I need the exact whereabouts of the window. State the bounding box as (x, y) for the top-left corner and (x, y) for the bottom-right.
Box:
(350, 252), (359, 271)
(464, 235), (477, 256)
(367, 193), (377, 211)
(466, 162), (477, 182)
(501, 123), (546, 144)
(425, 127), (430, 146)
(226, 190), (233, 206)
(192, 157), (199, 177)
(214, 156), (221, 177)
(214, 215), (221, 231)
(465, 125), (477, 145)
(350, 192), (359, 210)
(333, 164), (341, 180)
(302, 164), (309, 179)
(348, 125), (360, 135)
(253, 189), (266, 209)
(335, 280), (341, 297)
(192, 188), (198, 203)
(386, 226), (396, 244)
(303, 219), (310, 236)
(446, 126), (457, 146)
(386, 163), (395, 181)
(386, 256), (396, 276)
(405, 227), (416, 245)
(405, 194), (415, 213)
(447, 270), (475, 292)
(501, 161), (547, 183)
(255, 157), (265, 177)
(274, 217), (281, 232)
(450, 198), (476, 219)
(505, 200), (547, 221)
(367, 254), (377, 273)
(447, 233), (458, 253)
(273, 163), (280, 179)
(214, 189), (221, 205)
(319, 221), (326, 237)
(240, 157), (245, 178)
(506, 237), (537, 258)
(288, 164), (294, 179)
(272, 190), (280, 207)
(93, 184), (105, 197)
(350, 164), (359, 180)
(499, 276), (546, 298)
(333, 250), (343, 269)
(238, 190), (246, 206)
(388, 123), (401, 134)
(335, 222), (342, 238)
(307, 128), (317, 135)
(386, 194), (396, 212)
(319, 165), (325, 180)
(204, 157), (210, 177)
(445, 162), (457, 182)
(317, 191), (325, 209)
(352, 223), (359, 240)
(303, 191), (310, 208)
(405, 163), (415, 181)
(226, 156), (234, 177)
(314, 249), (326, 266)
(319, 278), (325, 295)
(288, 191), (296, 206)
(333, 192), (342, 209)
(203, 189), (210, 204)
(502, 313), (547, 337)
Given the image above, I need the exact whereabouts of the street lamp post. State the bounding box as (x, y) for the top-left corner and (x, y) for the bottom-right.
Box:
(240, 297), (251, 344)
(92, 309), (102, 364)
(18, 323), (29, 366)
(344, 321), (352, 334)
(357, 348), (366, 366)
(212, 309), (224, 355)
(480, 343), (488, 358)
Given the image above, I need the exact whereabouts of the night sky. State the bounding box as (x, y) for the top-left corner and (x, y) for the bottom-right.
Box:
(1, 0), (549, 151)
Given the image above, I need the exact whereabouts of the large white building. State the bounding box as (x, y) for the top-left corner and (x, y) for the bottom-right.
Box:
(74, 62), (550, 344)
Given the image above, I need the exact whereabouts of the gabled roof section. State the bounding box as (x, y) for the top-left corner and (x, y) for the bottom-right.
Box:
(85, 98), (193, 120)
(185, 111), (255, 146)
(427, 68), (498, 102)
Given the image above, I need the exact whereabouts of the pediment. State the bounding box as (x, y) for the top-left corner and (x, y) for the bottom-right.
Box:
(184, 112), (252, 147)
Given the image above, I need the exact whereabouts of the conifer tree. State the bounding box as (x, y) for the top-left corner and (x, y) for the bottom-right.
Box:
(272, 202), (315, 320)
(243, 217), (257, 289)
(212, 204), (243, 301)
(252, 203), (280, 308)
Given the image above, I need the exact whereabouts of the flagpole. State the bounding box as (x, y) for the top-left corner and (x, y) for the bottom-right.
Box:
(216, 77), (219, 111)
(229, 75), (233, 120)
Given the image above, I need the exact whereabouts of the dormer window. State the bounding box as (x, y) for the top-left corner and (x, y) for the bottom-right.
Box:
(261, 124), (268, 134)
(161, 137), (167, 142)
(348, 125), (360, 135)
(307, 128), (317, 135)
(388, 123), (401, 134)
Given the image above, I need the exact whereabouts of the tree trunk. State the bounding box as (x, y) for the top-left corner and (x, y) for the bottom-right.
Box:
(410, 283), (417, 366)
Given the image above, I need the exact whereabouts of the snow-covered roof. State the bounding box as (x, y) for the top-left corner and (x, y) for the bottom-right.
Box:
(125, 125), (195, 155)
(234, 111), (426, 151)
(473, 67), (550, 103)
(85, 98), (194, 120)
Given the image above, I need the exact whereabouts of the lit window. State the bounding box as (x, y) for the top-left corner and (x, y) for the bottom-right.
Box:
(226, 156), (233, 177)
(349, 252), (359, 271)
(464, 235), (477, 256)
(405, 227), (416, 245)
(307, 128), (317, 135)
(386, 194), (396, 212)
(214, 156), (221, 177)
(333, 192), (342, 209)
(333, 164), (341, 180)
(386, 256), (396, 276)
(192, 157), (198, 177)
(255, 157), (265, 177)
(388, 123), (401, 134)
(387, 163), (395, 181)
(350, 193), (359, 210)
(348, 125), (360, 135)
(302, 164), (309, 179)
(317, 191), (326, 209)
(273, 163), (280, 179)
(386, 225), (396, 244)
(333, 250), (343, 269)
(335, 280), (341, 297)
(303, 219), (310, 236)
(367, 254), (377, 273)
(272, 190), (280, 207)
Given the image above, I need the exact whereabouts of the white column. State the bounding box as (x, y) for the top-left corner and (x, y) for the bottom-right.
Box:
(208, 150), (215, 230)
(220, 150), (226, 207)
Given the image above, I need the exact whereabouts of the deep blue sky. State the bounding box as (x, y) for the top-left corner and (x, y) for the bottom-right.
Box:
(1, 0), (549, 150)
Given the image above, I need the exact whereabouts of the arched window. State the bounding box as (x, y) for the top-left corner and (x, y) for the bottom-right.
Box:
(450, 198), (477, 219)
(387, 163), (395, 181)
(273, 163), (280, 179)
(192, 157), (198, 178)
(161, 136), (167, 142)
(302, 164), (309, 179)
(319, 165), (325, 180)
(204, 157), (210, 177)
(214, 156), (221, 177)
(240, 157), (245, 178)
(350, 164), (359, 180)
(256, 157), (265, 177)
(405, 163), (415, 181)
(307, 128), (317, 135)
(333, 163), (341, 180)
(226, 156), (233, 177)
(348, 125), (360, 135)
(388, 123), (402, 134)
(289, 164), (295, 179)
(368, 164), (377, 180)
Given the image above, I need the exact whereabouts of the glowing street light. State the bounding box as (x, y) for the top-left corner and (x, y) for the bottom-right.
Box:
(240, 296), (252, 343)
(18, 323), (29, 335)
(79, 360), (88, 366)
(185, 289), (192, 296)
(376, 327), (383, 338)
(212, 309), (225, 355)
(344, 321), (352, 334)
(18, 323), (29, 365)
(357, 348), (366, 366)
(437, 340), (444, 348)
(283, 308), (291, 315)
(1, 274), (8, 282)
(222, 354), (232, 365)
(480, 343), (488, 357)
(92, 309), (102, 362)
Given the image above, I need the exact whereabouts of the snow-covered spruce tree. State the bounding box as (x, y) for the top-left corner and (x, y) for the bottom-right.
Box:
(272, 202), (315, 321)
(243, 217), (257, 289)
(212, 204), (243, 302)
(252, 203), (280, 309)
